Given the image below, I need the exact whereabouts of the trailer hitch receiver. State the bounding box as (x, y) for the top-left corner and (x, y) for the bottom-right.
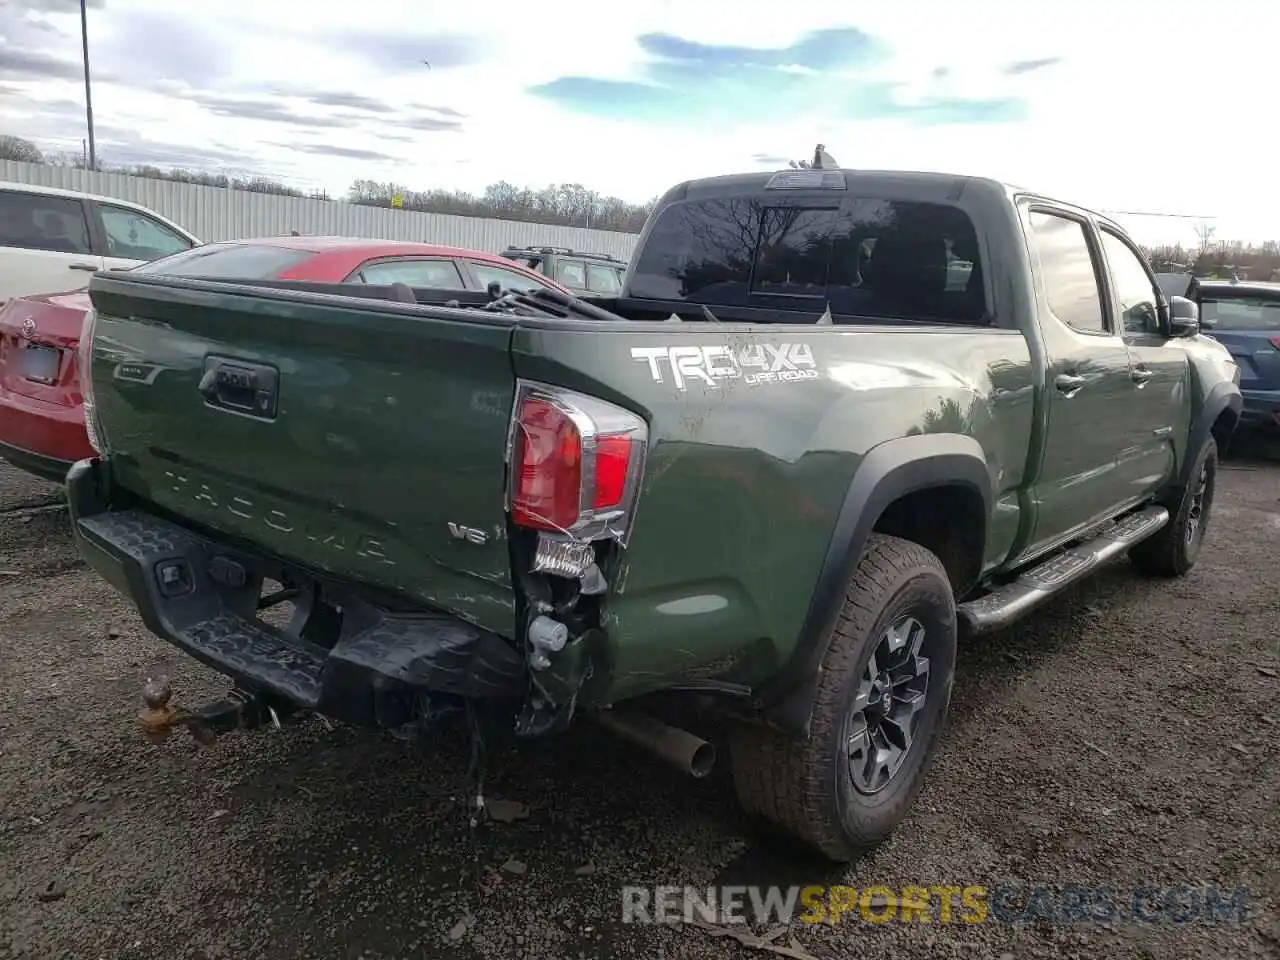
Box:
(137, 677), (289, 745)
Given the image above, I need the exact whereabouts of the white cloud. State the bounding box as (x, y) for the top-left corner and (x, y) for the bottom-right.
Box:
(1, 0), (1275, 245)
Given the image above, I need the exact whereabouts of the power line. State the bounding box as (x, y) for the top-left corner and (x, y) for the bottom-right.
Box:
(1101, 209), (1217, 220)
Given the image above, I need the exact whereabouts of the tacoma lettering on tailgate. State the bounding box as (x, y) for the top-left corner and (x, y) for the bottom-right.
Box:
(162, 470), (395, 566)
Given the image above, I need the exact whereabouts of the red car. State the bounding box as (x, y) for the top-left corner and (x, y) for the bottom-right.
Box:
(0, 236), (570, 482)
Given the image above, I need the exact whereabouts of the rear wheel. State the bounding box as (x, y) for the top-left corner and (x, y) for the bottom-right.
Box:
(730, 534), (957, 862)
(1130, 437), (1217, 578)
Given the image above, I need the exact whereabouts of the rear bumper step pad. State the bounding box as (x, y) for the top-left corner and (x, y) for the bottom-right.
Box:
(71, 497), (525, 725)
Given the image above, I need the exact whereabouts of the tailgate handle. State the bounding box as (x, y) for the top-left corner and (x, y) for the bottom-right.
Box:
(198, 357), (279, 419)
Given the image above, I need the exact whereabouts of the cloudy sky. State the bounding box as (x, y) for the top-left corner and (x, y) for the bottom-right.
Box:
(0, 0), (1273, 245)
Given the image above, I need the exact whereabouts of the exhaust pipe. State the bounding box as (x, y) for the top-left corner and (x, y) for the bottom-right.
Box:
(597, 709), (716, 778)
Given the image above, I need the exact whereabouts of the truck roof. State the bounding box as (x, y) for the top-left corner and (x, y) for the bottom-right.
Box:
(668, 168), (1125, 235)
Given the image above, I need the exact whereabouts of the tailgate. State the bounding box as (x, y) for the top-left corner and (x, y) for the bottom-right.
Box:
(85, 274), (520, 636)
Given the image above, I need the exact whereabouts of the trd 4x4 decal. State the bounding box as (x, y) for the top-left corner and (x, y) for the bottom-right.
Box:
(630, 343), (818, 391)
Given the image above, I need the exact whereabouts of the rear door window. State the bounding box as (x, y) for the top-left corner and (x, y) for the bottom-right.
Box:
(0, 190), (93, 255)
(627, 196), (987, 323)
(356, 258), (464, 288)
(1026, 211), (1108, 334)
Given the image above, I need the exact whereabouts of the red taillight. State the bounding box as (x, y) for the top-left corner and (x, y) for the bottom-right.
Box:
(511, 396), (583, 530)
(1269, 336), (1280, 352)
(507, 382), (647, 543)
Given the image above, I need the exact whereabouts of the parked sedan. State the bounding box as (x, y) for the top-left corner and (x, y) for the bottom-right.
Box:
(0, 236), (570, 482)
(1193, 279), (1280, 431)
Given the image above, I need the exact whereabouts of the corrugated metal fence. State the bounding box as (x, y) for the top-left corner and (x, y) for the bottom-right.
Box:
(0, 160), (641, 260)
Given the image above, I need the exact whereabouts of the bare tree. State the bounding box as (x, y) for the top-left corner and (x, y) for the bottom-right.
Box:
(1194, 221), (1217, 255)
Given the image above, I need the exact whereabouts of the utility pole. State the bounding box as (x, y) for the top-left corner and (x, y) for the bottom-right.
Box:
(80, 0), (96, 171)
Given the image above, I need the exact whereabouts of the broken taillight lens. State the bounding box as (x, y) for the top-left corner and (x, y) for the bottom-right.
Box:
(508, 381), (647, 544)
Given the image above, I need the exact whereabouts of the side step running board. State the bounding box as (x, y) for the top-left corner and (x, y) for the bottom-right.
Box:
(957, 505), (1169, 636)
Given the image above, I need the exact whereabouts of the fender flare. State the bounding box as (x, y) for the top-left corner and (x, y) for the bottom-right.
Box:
(1180, 381), (1242, 491)
(754, 433), (993, 734)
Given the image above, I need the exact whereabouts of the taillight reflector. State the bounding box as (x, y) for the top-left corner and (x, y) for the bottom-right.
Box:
(591, 435), (633, 509)
(507, 381), (648, 544)
(77, 308), (102, 454)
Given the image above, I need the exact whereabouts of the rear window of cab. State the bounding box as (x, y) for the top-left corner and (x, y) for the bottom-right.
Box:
(628, 196), (986, 324)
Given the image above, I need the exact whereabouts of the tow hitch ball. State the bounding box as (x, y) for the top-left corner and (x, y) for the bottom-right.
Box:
(138, 677), (284, 745)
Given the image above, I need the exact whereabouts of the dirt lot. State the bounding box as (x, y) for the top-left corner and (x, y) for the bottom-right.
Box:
(0, 449), (1276, 960)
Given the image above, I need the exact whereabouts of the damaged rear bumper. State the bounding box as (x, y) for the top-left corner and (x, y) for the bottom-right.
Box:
(66, 457), (526, 729)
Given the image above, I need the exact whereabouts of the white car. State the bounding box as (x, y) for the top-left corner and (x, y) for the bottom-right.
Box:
(0, 181), (200, 304)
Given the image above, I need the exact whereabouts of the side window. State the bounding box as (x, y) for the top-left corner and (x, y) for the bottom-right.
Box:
(1027, 210), (1107, 334)
(1099, 230), (1160, 335)
(470, 262), (551, 293)
(0, 190), (92, 255)
(586, 263), (622, 294)
(358, 258), (464, 288)
(99, 205), (192, 260)
(556, 259), (587, 288)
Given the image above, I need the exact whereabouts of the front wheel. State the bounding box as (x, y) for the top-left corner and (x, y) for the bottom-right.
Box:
(730, 534), (957, 862)
(1130, 437), (1218, 578)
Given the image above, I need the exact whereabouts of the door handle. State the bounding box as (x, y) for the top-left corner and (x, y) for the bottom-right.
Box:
(68, 263), (99, 272)
(1054, 373), (1086, 396)
(1131, 367), (1154, 386)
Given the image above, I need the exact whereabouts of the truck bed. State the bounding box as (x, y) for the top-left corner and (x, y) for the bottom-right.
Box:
(82, 272), (1033, 704)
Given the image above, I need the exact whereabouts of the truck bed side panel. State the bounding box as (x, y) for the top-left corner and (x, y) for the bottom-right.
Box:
(512, 321), (1034, 700)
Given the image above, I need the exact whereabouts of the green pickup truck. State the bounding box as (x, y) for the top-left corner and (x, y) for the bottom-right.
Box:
(68, 166), (1241, 862)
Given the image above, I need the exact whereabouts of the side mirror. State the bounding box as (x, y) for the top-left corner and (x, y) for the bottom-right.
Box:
(486, 280), (502, 301)
(1168, 295), (1200, 337)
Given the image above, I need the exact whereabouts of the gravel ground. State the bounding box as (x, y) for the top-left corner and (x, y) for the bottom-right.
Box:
(0, 446), (1276, 960)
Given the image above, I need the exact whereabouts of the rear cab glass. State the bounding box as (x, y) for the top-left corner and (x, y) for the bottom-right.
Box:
(130, 243), (315, 279)
(628, 191), (987, 324)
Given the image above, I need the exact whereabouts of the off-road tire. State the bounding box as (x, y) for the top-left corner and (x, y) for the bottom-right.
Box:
(730, 534), (957, 862)
(1129, 437), (1218, 578)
